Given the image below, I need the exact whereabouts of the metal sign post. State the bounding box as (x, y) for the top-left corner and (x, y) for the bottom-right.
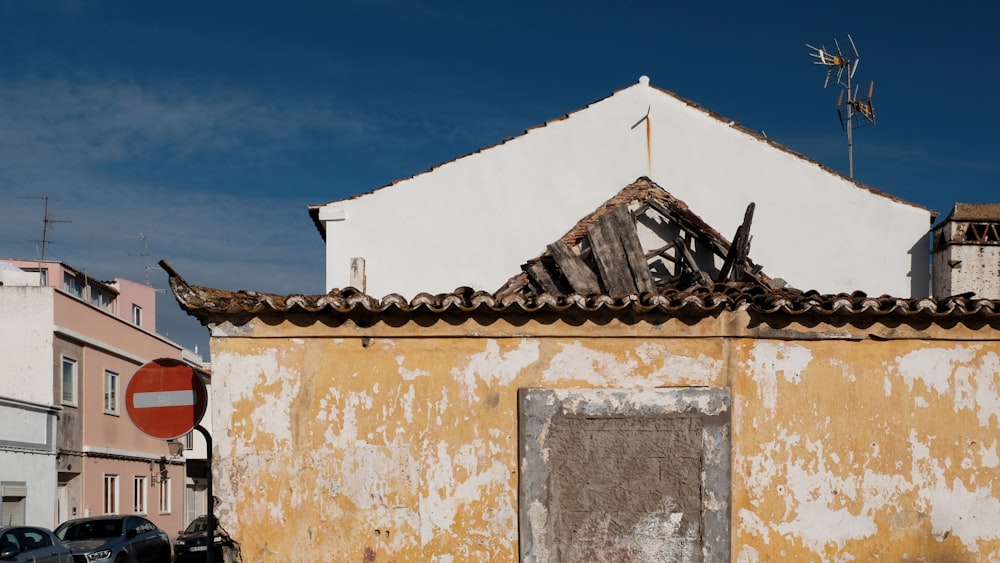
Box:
(195, 424), (214, 563)
(125, 359), (213, 562)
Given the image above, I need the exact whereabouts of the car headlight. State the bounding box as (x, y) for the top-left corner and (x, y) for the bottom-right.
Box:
(175, 539), (186, 546)
(86, 550), (113, 561)
(214, 536), (223, 543)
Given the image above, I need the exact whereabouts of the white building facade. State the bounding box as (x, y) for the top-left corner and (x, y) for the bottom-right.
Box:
(0, 285), (58, 526)
(312, 76), (933, 299)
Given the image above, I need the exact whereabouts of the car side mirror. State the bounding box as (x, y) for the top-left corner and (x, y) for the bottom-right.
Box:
(0, 546), (18, 560)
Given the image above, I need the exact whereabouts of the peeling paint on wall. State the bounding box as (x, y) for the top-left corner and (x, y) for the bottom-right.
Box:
(735, 338), (1000, 560)
(204, 314), (1000, 561)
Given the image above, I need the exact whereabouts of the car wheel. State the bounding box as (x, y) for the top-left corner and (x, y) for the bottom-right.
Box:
(115, 554), (127, 563)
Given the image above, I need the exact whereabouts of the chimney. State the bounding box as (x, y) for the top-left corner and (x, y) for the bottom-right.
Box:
(932, 203), (1000, 299)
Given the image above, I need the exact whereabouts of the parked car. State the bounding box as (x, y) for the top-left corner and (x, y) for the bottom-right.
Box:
(0, 525), (73, 562)
(54, 516), (170, 563)
(172, 516), (230, 563)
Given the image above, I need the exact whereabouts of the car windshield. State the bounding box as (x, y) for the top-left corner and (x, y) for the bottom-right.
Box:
(183, 518), (208, 534)
(56, 520), (123, 541)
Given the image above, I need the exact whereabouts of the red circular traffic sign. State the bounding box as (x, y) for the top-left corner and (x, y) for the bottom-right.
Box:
(126, 358), (208, 440)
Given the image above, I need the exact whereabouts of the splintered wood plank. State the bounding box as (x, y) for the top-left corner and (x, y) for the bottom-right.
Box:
(719, 202), (755, 282)
(676, 237), (713, 287)
(645, 198), (685, 224)
(645, 240), (678, 259)
(607, 206), (656, 293)
(645, 198), (729, 257)
(527, 261), (563, 295)
(546, 241), (601, 295)
(717, 225), (743, 283)
(587, 213), (638, 296)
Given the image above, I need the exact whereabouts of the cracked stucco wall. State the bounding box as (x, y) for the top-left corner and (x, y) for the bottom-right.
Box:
(204, 313), (1000, 561)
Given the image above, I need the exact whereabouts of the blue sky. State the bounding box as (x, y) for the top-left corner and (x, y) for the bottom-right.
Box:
(2, 1), (998, 356)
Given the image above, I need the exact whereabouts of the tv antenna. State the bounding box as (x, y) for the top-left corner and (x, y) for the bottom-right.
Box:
(18, 196), (71, 260)
(807, 35), (876, 178)
(132, 232), (163, 289)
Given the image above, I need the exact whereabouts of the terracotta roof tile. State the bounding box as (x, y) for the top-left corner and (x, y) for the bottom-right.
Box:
(939, 203), (1000, 223)
(161, 260), (1000, 326)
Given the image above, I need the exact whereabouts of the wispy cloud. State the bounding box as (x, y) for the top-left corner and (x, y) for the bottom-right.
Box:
(0, 78), (381, 170)
(0, 78), (368, 353)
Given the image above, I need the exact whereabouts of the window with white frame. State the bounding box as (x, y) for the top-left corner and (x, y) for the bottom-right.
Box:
(61, 357), (77, 406)
(104, 370), (119, 415)
(158, 478), (171, 514)
(104, 475), (119, 514)
(63, 273), (83, 297)
(183, 431), (194, 450)
(133, 477), (147, 514)
(132, 304), (142, 327)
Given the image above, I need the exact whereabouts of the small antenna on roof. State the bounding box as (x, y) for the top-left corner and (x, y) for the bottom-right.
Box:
(806, 34), (876, 178)
(17, 196), (71, 260)
(132, 232), (165, 292)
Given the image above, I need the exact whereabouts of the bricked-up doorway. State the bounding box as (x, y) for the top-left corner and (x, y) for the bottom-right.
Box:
(518, 388), (730, 563)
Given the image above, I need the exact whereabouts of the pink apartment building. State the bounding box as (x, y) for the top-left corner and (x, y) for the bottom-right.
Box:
(0, 260), (205, 536)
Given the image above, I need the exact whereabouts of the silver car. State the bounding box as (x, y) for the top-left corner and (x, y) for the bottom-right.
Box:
(54, 516), (170, 563)
(0, 526), (73, 562)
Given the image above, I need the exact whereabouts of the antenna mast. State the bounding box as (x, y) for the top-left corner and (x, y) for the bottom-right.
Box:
(807, 35), (876, 178)
(19, 196), (72, 259)
(133, 232), (161, 286)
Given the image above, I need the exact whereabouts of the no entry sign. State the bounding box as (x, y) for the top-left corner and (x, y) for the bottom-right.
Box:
(126, 358), (208, 440)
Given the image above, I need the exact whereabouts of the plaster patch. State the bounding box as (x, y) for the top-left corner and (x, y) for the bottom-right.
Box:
(738, 509), (770, 544)
(542, 341), (721, 387)
(419, 440), (516, 545)
(953, 352), (1000, 427)
(402, 385), (415, 424)
(738, 434), (915, 558)
(212, 349), (301, 458)
(453, 340), (539, 402)
(748, 342), (813, 412)
(895, 345), (976, 395)
(982, 441), (999, 468)
(397, 355), (429, 380)
(737, 545), (760, 563)
(775, 501), (876, 552)
(922, 477), (1000, 552)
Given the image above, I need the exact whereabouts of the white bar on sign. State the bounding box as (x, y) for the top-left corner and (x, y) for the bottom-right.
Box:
(133, 390), (196, 408)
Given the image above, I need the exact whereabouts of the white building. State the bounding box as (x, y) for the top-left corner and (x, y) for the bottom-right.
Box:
(311, 76), (933, 299)
(0, 270), (58, 526)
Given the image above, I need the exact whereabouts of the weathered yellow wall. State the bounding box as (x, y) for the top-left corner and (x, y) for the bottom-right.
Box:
(206, 313), (1000, 561)
(733, 335), (1000, 561)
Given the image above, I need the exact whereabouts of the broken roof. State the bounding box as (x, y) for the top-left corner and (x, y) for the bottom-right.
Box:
(162, 177), (990, 326)
(496, 177), (776, 299)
